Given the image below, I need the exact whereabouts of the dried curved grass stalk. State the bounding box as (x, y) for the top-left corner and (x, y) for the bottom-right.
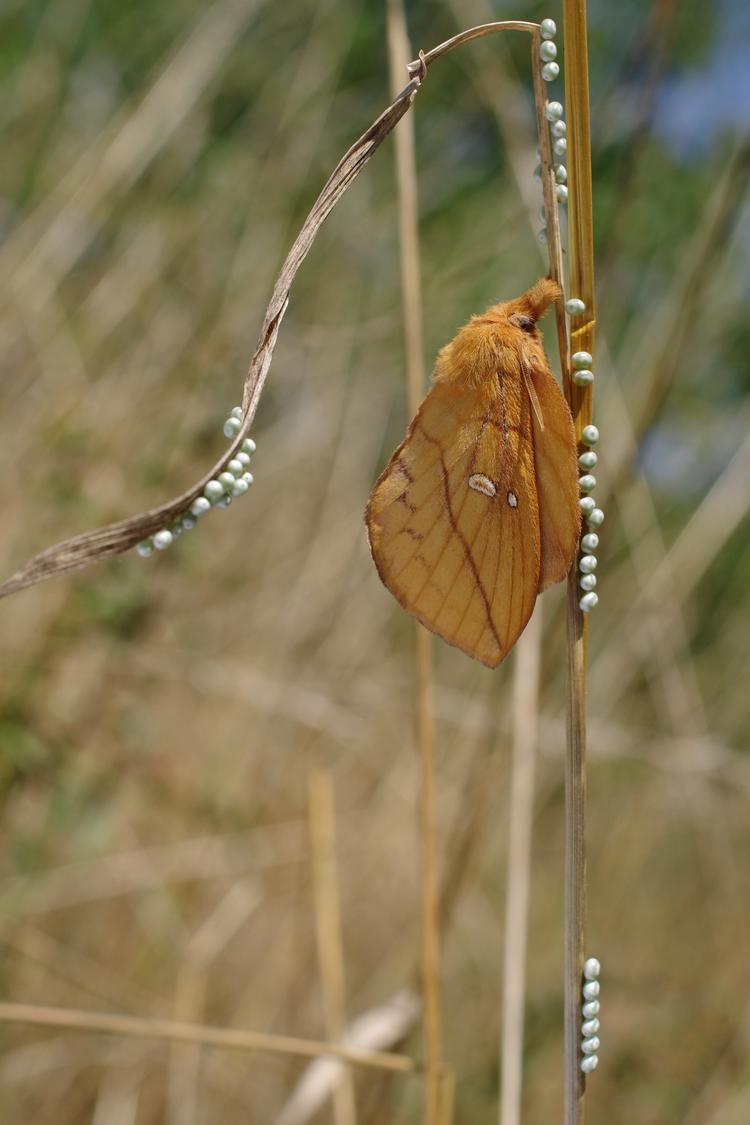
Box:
(0, 79), (422, 599)
(0, 21), (538, 602)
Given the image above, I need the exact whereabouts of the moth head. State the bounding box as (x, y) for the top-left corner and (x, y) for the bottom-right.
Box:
(509, 313), (536, 334)
(434, 278), (563, 389)
(501, 277), (562, 335)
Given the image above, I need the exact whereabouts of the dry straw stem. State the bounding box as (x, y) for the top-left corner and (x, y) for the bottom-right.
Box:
(0, 1003), (417, 1075)
(386, 2), (443, 1123)
(0, 19), (537, 602)
(499, 606), (543, 1125)
(439, 1066), (456, 1125)
(562, 2), (596, 1122)
(308, 771), (356, 1124)
(530, 26), (567, 346)
(530, 10), (592, 1116)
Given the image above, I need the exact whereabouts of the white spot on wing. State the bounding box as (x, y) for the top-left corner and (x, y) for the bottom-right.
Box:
(507, 491), (518, 508)
(468, 473), (497, 498)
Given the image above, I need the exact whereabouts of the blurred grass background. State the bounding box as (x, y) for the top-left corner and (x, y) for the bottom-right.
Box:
(1, 0), (749, 1121)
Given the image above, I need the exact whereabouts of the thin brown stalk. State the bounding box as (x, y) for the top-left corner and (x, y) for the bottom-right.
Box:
(530, 12), (592, 1115)
(529, 28), (567, 346)
(167, 969), (205, 1125)
(562, 3), (596, 1122)
(308, 770), (356, 1124)
(0, 1003), (417, 1074)
(499, 606), (543, 1125)
(406, 21), (536, 74)
(386, 3), (442, 1121)
(413, 625), (442, 1121)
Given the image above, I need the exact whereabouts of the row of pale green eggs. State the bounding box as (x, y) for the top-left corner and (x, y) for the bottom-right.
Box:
(136, 409), (256, 556)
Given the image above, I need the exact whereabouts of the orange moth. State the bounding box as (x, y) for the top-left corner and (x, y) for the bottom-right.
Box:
(366, 278), (579, 668)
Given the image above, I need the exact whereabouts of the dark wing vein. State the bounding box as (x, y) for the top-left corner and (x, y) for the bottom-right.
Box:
(436, 449), (503, 653)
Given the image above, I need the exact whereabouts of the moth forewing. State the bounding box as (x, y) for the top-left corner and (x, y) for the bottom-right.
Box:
(366, 279), (578, 665)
